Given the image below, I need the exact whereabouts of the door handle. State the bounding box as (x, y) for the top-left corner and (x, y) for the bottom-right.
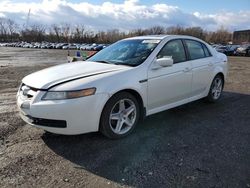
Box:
(208, 62), (213, 66)
(183, 67), (191, 72)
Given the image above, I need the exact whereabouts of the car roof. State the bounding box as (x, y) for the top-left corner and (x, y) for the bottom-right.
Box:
(125, 35), (170, 40)
(124, 35), (203, 41)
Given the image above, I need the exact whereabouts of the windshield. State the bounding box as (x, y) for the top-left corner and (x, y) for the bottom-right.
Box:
(87, 39), (160, 66)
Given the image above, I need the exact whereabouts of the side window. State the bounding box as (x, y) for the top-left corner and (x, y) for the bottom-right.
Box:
(202, 44), (212, 57)
(185, 40), (206, 60)
(157, 40), (186, 63)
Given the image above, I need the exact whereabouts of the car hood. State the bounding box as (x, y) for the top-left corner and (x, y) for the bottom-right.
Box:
(22, 61), (129, 89)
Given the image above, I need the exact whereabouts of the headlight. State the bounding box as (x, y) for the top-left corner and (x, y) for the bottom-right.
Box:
(42, 88), (96, 100)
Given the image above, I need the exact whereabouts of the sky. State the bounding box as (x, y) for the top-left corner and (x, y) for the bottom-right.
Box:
(0, 0), (249, 31)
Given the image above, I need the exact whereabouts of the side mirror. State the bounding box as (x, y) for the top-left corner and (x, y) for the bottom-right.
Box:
(157, 57), (173, 67)
(152, 57), (173, 69)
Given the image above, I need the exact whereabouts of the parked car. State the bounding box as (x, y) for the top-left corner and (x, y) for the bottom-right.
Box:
(45, 43), (54, 49)
(236, 45), (250, 56)
(0, 43), (7, 47)
(17, 35), (227, 138)
(80, 44), (92, 50)
(14, 42), (23, 47)
(33, 42), (41, 48)
(85, 43), (97, 51)
(55, 43), (68, 49)
(225, 45), (240, 56)
(93, 44), (108, 51)
(40, 43), (49, 49)
(215, 46), (228, 54)
(62, 44), (77, 50)
(77, 43), (85, 50)
(23, 43), (33, 48)
(76, 43), (84, 50)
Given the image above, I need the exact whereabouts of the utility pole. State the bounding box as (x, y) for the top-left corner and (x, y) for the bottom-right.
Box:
(26, 8), (31, 30)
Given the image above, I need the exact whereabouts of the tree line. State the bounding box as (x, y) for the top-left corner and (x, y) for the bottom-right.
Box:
(0, 17), (232, 44)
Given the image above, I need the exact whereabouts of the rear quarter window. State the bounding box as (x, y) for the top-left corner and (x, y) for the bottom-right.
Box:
(185, 40), (206, 60)
(202, 44), (212, 57)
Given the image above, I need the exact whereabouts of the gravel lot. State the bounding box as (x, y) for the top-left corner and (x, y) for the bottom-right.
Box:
(0, 47), (249, 188)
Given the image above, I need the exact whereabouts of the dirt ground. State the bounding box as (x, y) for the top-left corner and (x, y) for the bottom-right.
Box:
(0, 47), (249, 188)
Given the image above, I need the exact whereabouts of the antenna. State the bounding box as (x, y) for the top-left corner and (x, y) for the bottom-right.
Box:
(26, 8), (31, 29)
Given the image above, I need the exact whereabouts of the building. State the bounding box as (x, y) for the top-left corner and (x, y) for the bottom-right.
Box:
(233, 30), (250, 44)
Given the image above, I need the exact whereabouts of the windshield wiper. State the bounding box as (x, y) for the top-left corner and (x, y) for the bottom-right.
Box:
(95, 60), (134, 67)
(95, 60), (112, 64)
(114, 62), (134, 67)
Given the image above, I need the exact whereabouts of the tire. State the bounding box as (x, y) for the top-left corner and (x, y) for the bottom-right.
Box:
(100, 92), (140, 139)
(206, 74), (224, 103)
(246, 50), (250, 57)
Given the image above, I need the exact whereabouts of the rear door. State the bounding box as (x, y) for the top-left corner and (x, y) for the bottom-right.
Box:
(184, 39), (213, 96)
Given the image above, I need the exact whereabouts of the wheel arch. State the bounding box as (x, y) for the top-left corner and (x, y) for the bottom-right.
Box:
(99, 89), (146, 131)
(120, 89), (146, 120)
(214, 72), (225, 90)
(212, 72), (225, 88)
(205, 69), (226, 97)
(216, 72), (225, 81)
(211, 63), (226, 85)
(206, 72), (225, 102)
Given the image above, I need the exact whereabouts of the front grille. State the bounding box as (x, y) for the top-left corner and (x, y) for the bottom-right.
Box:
(19, 83), (38, 99)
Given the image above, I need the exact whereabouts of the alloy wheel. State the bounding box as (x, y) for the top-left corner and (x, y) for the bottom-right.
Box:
(211, 77), (223, 100)
(109, 99), (137, 135)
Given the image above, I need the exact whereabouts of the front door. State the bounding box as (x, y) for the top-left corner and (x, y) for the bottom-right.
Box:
(147, 39), (192, 113)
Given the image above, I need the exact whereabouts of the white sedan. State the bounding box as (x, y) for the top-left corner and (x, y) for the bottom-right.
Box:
(17, 35), (228, 138)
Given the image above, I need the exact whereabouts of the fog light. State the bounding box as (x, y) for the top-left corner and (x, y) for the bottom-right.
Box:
(21, 101), (30, 109)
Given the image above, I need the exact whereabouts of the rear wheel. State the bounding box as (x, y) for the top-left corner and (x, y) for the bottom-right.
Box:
(206, 74), (224, 102)
(100, 92), (140, 139)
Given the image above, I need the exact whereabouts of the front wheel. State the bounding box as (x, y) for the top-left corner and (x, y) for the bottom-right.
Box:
(100, 92), (140, 139)
(206, 74), (224, 102)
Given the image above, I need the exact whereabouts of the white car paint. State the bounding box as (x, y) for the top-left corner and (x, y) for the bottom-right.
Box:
(17, 35), (227, 135)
